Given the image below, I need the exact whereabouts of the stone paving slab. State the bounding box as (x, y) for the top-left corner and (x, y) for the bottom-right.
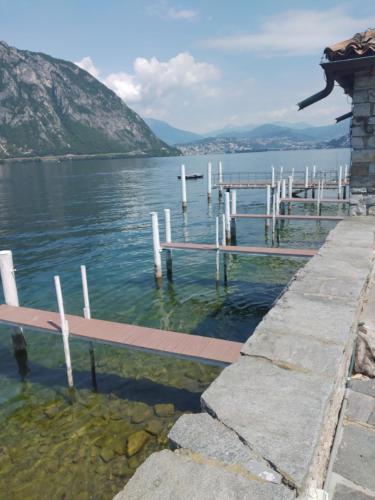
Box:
(201, 356), (335, 491)
(346, 389), (375, 424)
(168, 412), (281, 483)
(114, 449), (295, 500)
(333, 423), (375, 492)
(332, 482), (375, 500)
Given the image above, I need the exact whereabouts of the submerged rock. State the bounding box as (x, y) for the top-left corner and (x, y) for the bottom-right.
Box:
(154, 404), (174, 417)
(130, 403), (153, 424)
(145, 419), (164, 436)
(100, 447), (115, 463)
(127, 431), (150, 457)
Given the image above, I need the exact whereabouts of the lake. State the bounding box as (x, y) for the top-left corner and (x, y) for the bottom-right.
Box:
(0, 148), (350, 499)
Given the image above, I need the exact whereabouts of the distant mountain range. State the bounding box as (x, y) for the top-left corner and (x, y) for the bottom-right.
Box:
(0, 41), (178, 160)
(145, 118), (350, 154)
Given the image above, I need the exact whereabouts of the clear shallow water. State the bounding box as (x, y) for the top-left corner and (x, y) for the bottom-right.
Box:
(0, 149), (350, 499)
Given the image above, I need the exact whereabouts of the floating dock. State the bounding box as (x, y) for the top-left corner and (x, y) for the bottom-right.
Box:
(0, 304), (242, 366)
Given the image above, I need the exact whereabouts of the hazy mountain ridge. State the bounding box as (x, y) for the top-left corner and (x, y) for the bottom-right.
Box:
(0, 41), (178, 159)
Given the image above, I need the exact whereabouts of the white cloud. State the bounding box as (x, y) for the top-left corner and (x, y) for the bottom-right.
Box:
(147, 1), (198, 21)
(75, 56), (100, 78)
(103, 52), (220, 106)
(201, 7), (375, 56)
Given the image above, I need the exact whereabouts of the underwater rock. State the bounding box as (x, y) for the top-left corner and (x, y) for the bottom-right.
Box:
(154, 403), (174, 417)
(127, 431), (150, 457)
(100, 447), (115, 463)
(145, 419), (164, 436)
(130, 403), (153, 424)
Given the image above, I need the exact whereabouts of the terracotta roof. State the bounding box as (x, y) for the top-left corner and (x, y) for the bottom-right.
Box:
(324, 29), (375, 61)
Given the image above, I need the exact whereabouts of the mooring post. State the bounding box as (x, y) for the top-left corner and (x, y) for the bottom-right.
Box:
(312, 165), (316, 180)
(305, 166), (309, 197)
(215, 216), (220, 282)
(180, 164), (187, 210)
(344, 163), (348, 182)
(221, 214), (226, 246)
(0, 250), (28, 378)
(271, 166), (275, 188)
(207, 162), (212, 201)
(338, 165), (342, 199)
(230, 190), (237, 244)
(272, 193), (276, 242)
(54, 275), (74, 390)
(150, 212), (162, 281)
(288, 176), (293, 198)
(317, 180), (321, 215)
(218, 161), (223, 198)
(266, 185), (271, 228)
(279, 165), (283, 180)
(164, 208), (173, 280)
(225, 191), (231, 243)
(276, 180), (281, 215)
(80, 265), (97, 391)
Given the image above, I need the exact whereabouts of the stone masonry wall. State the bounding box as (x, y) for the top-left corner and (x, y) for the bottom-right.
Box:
(351, 66), (375, 214)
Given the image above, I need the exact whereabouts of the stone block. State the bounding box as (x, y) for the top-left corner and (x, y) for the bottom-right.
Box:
(352, 149), (375, 163)
(354, 75), (375, 90)
(352, 137), (366, 149)
(114, 449), (295, 500)
(333, 423), (375, 492)
(353, 89), (369, 103)
(353, 103), (372, 117)
(168, 413), (281, 483)
(201, 356), (335, 492)
(345, 389), (375, 424)
(332, 482), (375, 500)
(350, 378), (375, 398)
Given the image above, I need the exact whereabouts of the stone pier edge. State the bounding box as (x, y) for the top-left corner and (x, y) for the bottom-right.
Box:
(115, 218), (375, 499)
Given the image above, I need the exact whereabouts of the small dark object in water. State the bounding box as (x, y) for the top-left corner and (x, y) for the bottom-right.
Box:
(178, 173), (204, 180)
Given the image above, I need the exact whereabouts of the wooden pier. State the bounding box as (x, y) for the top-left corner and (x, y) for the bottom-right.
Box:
(232, 214), (345, 221)
(281, 197), (350, 204)
(161, 242), (317, 258)
(0, 304), (242, 366)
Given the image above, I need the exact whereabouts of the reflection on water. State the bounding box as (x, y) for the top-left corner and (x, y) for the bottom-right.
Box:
(0, 149), (350, 498)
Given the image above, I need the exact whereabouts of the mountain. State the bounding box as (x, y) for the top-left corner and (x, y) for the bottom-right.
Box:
(144, 118), (202, 145)
(0, 41), (178, 159)
(178, 121), (350, 155)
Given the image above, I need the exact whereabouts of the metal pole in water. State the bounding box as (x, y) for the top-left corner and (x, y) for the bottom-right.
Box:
(0, 250), (28, 378)
(54, 275), (74, 389)
(218, 161), (223, 198)
(225, 191), (231, 243)
(272, 193), (276, 241)
(305, 166), (309, 197)
(215, 216), (220, 282)
(266, 185), (271, 228)
(276, 180), (281, 216)
(80, 265), (97, 391)
(288, 176), (293, 198)
(281, 179), (286, 199)
(164, 208), (173, 280)
(207, 162), (212, 201)
(180, 164), (187, 210)
(338, 165), (342, 199)
(271, 166), (275, 188)
(231, 190), (237, 244)
(317, 180), (321, 214)
(151, 212), (162, 281)
(221, 214), (226, 246)
(279, 166), (283, 180)
(313, 165), (316, 180)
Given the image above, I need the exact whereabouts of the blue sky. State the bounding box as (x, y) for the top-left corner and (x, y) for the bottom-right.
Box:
(1, 0), (374, 132)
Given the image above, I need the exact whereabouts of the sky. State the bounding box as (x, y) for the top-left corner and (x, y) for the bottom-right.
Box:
(1, 0), (374, 133)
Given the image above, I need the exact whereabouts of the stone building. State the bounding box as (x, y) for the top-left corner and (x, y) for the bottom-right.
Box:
(299, 29), (375, 215)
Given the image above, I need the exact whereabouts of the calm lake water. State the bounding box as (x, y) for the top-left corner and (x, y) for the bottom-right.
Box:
(0, 148), (350, 499)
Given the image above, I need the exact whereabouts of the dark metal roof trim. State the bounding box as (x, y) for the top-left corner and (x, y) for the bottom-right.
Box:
(297, 71), (335, 110)
(335, 111), (353, 123)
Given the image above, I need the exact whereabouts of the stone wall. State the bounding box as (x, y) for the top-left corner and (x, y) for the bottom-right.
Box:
(114, 218), (375, 500)
(351, 66), (375, 214)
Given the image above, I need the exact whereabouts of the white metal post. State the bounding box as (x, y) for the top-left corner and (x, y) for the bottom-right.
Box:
(54, 275), (74, 389)
(344, 164), (348, 182)
(317, 180), (321, 213)
(305, 166), (309, 188)
(164, 208), (173, 279)
(279, 166), (283, 180)
(291, 168), (295, 181)
(281, 179), (286, 200)
(231, 190), (237, 215)
(207, 162), (212, 200)
(0, 250), (27, 351)
(271, 166), (275, 188)
(313, 165), (316, 179)
(215, 217), (220, 281)
(151, 212), (162, 279)
(288, 176), (293, 198)
(225, 191), (231, 242)
(218, 161), (223, 197)
(272, 193), (276, 235)
(338, 165), (342, 199)
(276, 181), (281, 215)
(221, 214), (226, 246)
(80, 265), (98, 390)
(180, 164), (187, 209)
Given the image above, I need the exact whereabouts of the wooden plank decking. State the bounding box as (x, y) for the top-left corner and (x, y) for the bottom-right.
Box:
(0, 304), (242, 365)
(232, 214), (345, 221)
(161, 242), (317, 257)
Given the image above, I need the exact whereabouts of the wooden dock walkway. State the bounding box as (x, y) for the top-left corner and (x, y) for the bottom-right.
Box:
(281, 197), (350, 204)
(232, 214), (345, 221)
(161, 242), (317, 257)
(0, 304), (242, 365)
